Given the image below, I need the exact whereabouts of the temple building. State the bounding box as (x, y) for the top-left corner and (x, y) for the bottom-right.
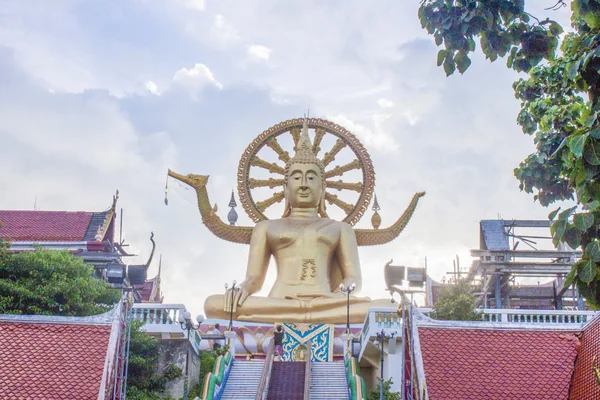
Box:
(0, 193), (162, 303)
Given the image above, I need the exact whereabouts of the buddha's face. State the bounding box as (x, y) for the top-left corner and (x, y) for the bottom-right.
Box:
(286, 163), (324, 209)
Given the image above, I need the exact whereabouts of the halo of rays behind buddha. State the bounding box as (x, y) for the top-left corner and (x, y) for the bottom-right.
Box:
(242, 120), (368, 223)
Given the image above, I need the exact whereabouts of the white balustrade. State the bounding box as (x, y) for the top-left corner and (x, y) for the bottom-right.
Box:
(357, 306), (597, 359)
(131, 303), (202, 353)
(359, 307), (402, 360)
(479, 308), (596, 324)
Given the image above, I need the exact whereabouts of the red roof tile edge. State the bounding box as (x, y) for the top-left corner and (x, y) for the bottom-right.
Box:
(0, 302), (123, 400)
(412, 309), (586, 400)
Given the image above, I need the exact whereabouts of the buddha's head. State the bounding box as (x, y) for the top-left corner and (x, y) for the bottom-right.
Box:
(282, 119), (327, 217)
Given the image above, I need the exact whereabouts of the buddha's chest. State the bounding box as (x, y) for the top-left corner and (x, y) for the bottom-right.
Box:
(266, 219), (339, 252)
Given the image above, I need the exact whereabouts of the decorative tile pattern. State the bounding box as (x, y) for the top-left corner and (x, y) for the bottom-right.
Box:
(0, 322), (112, 399)
(281, 323), (334, 362)
(418, 327), (579, 400)
(570, 315), (600, 399)
(0, 210), (93, 241)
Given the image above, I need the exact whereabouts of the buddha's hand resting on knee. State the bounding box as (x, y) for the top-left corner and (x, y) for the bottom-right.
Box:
(223, 278), (259, 313)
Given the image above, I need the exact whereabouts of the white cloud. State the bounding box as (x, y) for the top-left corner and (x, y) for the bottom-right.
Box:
(247, 45), (272, 61)
(327, 114), (397, 152)
(377, 98), (394, 108)
(181, 0), (205, 11)
(145, 81), (160, 95)
(210, 14), (240, 48)
(172, 63), (223, 90)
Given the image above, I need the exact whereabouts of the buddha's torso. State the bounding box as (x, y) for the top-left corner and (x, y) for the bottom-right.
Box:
(265, 217), (342, 298)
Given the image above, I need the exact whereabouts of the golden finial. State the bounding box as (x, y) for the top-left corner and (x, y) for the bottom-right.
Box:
(371, 193), (381, 229)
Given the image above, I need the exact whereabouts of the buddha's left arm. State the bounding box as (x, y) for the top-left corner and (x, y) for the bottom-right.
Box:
(336, 222), (362, 292)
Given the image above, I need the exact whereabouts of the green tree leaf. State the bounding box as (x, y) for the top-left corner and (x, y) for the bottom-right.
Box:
(564, 227), (582, 249)
(551, 220), (568, 245)
(558, 206), (577, 221)
(586, 240), (600, 262)
(548, 206), (561, 220)
(564, 266), (577, 287)
(443, 53), (456, 76)
(584, 139), (600, 165)
(578, 259), (597, 283)
(455, 51), (472, 74)
(568, 134), (588, 158)
(437, 49), (449, 66)
(574, 212), (594, 231)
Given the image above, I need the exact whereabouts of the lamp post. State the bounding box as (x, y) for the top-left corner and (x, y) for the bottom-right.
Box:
(375, 329), (395, 400)
(339, 282), (356, 334)
(224, 280), (239, 331)
(178, 311), (205, 400)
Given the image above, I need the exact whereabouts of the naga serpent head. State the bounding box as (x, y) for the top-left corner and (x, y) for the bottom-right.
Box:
(167, 169), (209, 188)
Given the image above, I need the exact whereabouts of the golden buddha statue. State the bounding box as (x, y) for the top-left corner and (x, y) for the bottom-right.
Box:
(167, 118), (425, 324)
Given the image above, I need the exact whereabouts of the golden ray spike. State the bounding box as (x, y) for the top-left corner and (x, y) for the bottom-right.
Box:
(290, 127), (301, 150)
(265, 137), (290, 163)
(256, 191), (285, 211)
(325, 160), (360, 178)
(326, 180), (362, 193)
(312, 128), (326, 156)
(322, 139), (347, 166)
(250, 157), (285, 175)
(249, 178), (285, 189)
(325, 192), (354, 214)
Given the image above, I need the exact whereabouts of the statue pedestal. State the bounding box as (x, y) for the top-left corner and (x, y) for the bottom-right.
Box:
(280, 323), (334, 362)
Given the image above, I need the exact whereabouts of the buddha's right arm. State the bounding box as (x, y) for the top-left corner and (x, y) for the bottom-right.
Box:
(240, 220), (271, 296)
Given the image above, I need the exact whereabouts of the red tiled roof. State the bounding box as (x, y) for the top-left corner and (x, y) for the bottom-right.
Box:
(419, 327), (579, 400)
(570, 315), (600, 399)
(0, 322), (112, 399)
(0, 210), (93, 241)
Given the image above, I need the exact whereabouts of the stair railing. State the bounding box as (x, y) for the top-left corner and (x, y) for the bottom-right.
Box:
(256, 341), (275, 400)
(303, 340), (312, 400)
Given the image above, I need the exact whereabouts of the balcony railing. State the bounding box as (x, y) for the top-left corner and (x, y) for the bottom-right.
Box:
(359, 307), (401, 359)
(479, 308), (596, 324)
(131, 303), (202, 353)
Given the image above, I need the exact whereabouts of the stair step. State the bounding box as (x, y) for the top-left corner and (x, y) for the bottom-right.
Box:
(220, 360), (266, 399)
(309, 362), (348, 400)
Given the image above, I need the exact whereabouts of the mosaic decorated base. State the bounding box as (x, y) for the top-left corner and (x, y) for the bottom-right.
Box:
(280, 323), (334, 362)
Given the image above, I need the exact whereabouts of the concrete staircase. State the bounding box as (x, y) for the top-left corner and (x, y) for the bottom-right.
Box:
(220, 360), (265, 400)
(309, 362), (349, 400)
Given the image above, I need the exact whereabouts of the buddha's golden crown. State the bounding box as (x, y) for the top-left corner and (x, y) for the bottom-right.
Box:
(285, 118), (325, 174)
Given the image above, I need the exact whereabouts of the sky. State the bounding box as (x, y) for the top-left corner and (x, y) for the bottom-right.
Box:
(0, 0), (574, 317)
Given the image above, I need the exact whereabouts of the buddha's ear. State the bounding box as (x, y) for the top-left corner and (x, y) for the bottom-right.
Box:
(282, 183), (291, 218)
(318, 182), (328, 218)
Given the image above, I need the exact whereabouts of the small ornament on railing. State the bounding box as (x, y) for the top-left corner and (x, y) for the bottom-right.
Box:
(227, 190), (239, 226)
(371, 193), (381, 229)
(164, 175), (169, 206)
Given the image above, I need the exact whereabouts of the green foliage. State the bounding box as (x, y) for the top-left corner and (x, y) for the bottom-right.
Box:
(367, 378), (400, 400)
(126, 320), (183, 400)
(419, 0), (562, 76)
(430, 280), (480, 321)
(0, 248), (120, 316)
(421, 0), (600, 308)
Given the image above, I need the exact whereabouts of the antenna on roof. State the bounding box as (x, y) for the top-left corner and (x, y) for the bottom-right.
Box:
(33, 196), (38, 211)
